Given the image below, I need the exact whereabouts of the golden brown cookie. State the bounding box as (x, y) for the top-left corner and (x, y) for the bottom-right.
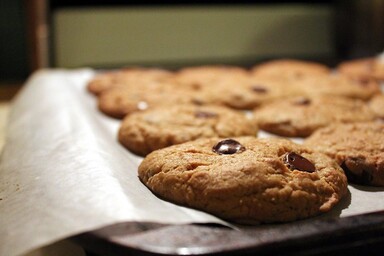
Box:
(368, 93), (384, 119)
(97, 83), (198, 119)
(87, 67), (174, 95)
(173, 65), (249, 89)
(194, 75), (302, 110)
(296, 74), (380, 101)
(304, 122), (384, 186)
(251, 59), (330, 79)
(337, 57), (384, 82)
(138, 137), (348, 224)
(253, 95), (376, 137)
(118, 105), (258, 156)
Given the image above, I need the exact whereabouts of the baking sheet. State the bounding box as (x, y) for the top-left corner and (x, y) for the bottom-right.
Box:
(0, 69), (383, 256)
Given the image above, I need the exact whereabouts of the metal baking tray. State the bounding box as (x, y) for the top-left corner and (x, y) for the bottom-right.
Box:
(73, 210), (384, 255)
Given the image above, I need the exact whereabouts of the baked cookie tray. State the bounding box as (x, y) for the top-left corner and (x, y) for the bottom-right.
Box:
(1, 69), (384, 256)
(73, 68), (384, 255)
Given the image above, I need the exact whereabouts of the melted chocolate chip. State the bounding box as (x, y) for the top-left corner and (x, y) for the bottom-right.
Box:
(341, 158), (374, 185)
(294, 72), (304, 79)
(212, 139), (245, 155)
(251, 85), (268, 94)
(195, 111), (218, 118)
(191, 99), (204, 106)
(293, 97), (311, 105)
(356, 78), (371, 87)
(283, 152), (316, 172)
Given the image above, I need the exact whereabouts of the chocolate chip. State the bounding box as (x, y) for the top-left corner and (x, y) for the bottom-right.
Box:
(191, 99), (204, 105)
(294, 73), (304, 79)
(212, 139), (245, 155)
(283, 152), (316, 172)
(341, 158), (374, 185)
(251, 85), (268, 94)
(195, 111), (218, 118)
(351, 77), (374, 87)
(293, 97), (311, 105)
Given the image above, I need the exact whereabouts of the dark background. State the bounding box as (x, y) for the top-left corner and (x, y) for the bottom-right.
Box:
(0, 0), (28, 82)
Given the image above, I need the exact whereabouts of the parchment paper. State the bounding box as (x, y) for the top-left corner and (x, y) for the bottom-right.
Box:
(0, 69), (383, 256)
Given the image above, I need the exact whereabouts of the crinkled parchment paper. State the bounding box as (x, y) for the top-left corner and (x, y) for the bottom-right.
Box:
(0, 69), (383, 256)
(0, 70), (227, 256)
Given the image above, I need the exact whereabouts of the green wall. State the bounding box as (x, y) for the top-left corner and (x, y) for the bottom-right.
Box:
(0, 2), (335, 81)
(54, 4), (334, 68)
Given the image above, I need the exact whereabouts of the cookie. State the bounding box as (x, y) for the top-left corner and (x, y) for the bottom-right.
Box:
(218, 73), (378, 110)
(253, 95), (376, 137)
(87, 67), (174, 95)
(173, 65), (249, 89)
(368, 93), (384, 119)
(251, 59), (330, 79)
(304, 122), (384, 186)
(118, 105), (258, 156)
(337, 57), (384, 82)
(194, 75), (302, 110)
(138, 136), (348, 224)
(296, 74), (380, 101)
(97, 83), (198, 119)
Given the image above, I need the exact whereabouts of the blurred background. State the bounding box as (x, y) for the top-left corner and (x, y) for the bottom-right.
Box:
(1, 0), (384, 99)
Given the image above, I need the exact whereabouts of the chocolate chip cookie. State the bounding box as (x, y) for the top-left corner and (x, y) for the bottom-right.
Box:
(173, 65), (249, 89)
(368, 93), (384, 119)
(296, 74), (380, 101)
(87, 67), (174, 95)
(97, 83), (198, 119)
(337, 57), (384, 82)
(304, 122), (384, 186)
(251, 59), (330, 79)
(138, 137), (348, 224)
(253, 95), (376, 137)
(118, 105), (258, 156)
(195, 75), (302, 110)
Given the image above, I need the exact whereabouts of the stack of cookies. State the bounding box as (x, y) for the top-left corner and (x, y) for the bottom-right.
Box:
(86, 58), (384, 224)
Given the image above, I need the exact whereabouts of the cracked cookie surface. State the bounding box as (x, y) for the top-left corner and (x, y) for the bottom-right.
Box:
(138, 137), (347, 224)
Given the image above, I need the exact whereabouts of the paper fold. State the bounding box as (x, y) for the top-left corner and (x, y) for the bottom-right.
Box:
(0, 69), (225, 256)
